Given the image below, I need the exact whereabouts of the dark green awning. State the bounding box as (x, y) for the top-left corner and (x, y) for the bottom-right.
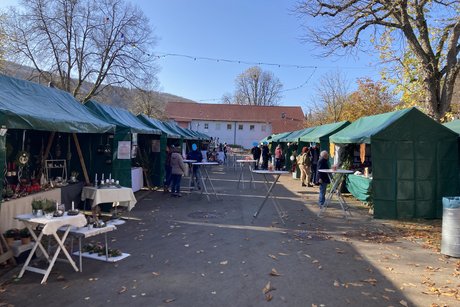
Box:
(137, 114), (181, 138)
(300, 121), (350, 143)
(0, 74), (114, 133)
(281, 127), (316, 142)
(85, 100), (161, 135)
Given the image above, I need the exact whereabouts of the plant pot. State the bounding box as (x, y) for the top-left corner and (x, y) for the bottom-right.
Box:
(45, 212), (54, 219)
(21, 237), (31, 245)
(33, 209), (44, 217)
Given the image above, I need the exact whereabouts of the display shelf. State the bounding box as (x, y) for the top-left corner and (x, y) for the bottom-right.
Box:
(45, 159), (67, 181)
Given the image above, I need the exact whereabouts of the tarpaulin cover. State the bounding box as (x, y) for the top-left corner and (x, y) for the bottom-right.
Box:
(0, 74), (114, 133)
(162, 122), (194, 140)
(138, 114), (181, 138)
(269, 131), (294, 143)
(330, 109), (412, 144)
(346, 174), (372, 202)
(332, 107), (459, 219)
(259, 135), (273, 144)
(280, 127), (316, 143)
(300, 121), (350, 143)
(85, 100), (161, 135)
(444, 119), (460, 135)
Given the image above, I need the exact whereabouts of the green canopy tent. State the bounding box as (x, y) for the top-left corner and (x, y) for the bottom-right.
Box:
(277, 127), (315, 173)
(85, 100), (161, 188)
(0, 74), (115, 200)
(330, 107), (459, 219)
(299, 121), (350, 154)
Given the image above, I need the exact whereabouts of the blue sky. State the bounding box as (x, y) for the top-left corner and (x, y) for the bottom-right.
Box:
(1, 0), (382, 111)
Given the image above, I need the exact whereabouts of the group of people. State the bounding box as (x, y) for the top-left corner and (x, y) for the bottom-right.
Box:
(163, 143), (203, 197)
(250, 142), (276, 170)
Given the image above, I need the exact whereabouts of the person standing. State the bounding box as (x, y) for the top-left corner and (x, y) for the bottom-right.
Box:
(187, 143), (203, 190)
(170, 146), (186, 197)
(261, 143), (270, 170)
(274, 144), (283, 171)
(317, 150), (331, 208)
(309, 144), (320, 184)
(163, 145), (172, 193)
(297, 146), (312, 187)
(251, 142), (262, 170)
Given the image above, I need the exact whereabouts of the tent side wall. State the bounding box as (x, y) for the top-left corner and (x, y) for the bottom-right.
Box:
(112, 128), (132, 188)
(372, 109), (459, 219)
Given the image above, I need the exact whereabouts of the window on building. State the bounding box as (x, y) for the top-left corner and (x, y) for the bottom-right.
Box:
(238, 124), (243, 130)
(204, 123), (209, 130)
(227, 124), (232, 130)
(261, 125), (266, 132)
(216, 123), (221, 130)
(249, 125), (255, 131)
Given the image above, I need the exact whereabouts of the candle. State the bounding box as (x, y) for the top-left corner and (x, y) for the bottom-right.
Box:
(71, 201), (74, 211)
(95, 173), (98, 185)
(56, 202), (59, 212)
(102, 173), (105, 182)
(109, 173), (112, 180)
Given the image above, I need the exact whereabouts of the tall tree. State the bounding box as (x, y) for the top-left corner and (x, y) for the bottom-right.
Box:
(314, 71), (350, 123)
(223, 66), (283, 106)
(2, 0), (158, 102)
(296, 0), (460, 121)
(342, 78), (397, 122)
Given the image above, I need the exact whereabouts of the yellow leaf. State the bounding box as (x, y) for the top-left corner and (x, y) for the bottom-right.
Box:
(268, 254), (278, 260)
(265, 293), (273, 301)
(270, 268), (281, 276)
(164, 298), (176, 303)
(400, 300), (408, 307)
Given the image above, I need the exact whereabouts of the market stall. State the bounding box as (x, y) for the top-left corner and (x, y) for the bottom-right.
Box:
(0, 74), (114, 233)
(330, 107), (459, 219)
(85, 100), (161, 189)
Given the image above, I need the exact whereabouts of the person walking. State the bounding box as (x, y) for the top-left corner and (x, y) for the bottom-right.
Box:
(251, 142), (262, 170)
(170, 146), (186, 197)
(317, 150), (331, 208)
(187, 143), (203, 190)
(274, 144), (283, 171)
(297, 146), (313, 187)
(163, 145), (172, 193)
(309, 144), (320, 185)
(261, 143), (270, 170)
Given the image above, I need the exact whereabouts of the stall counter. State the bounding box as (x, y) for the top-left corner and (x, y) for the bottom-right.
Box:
(346, 174), (372, 203)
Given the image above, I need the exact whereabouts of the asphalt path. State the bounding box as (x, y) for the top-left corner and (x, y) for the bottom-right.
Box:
(1, 164), (459, 306)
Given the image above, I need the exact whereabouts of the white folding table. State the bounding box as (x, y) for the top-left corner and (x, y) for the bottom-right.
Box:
(236, 159), (257, 189)
(251, 170), (290, 224)
(318, 169), (354, 218)
(15, 213), (87, 284)
(81, 186), (137, 211)
(183, 159), (197, 192)
(192, 162), (220, 201)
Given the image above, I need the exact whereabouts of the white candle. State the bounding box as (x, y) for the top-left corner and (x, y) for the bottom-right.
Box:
(56, 202), (59, 212)
(109, 173), (112, 180)
(71, 201), (74, 211)
(102, 173), (105, 181)
(95, 173), (98, 184)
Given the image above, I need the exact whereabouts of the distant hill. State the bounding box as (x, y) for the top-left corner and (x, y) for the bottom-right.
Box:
(0, 61), (198, 110)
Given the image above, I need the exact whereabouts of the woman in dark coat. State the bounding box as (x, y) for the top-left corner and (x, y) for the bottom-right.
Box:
(317, 150), (331, 208)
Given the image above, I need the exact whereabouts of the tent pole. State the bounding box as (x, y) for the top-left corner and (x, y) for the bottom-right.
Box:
(43, 132), (55, 164)
(72, 133), (90, 185)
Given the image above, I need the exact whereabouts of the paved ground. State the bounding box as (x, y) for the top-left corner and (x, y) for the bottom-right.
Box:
(1, 164), (459, 307)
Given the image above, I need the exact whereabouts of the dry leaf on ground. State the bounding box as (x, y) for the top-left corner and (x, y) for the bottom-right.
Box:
(268, 254), (278, 260)
(270, 268), (281, 276)
(118, 286), (127, 294)
(164, 298), (176, 303)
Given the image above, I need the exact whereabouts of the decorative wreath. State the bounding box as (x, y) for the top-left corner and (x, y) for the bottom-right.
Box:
(16, 151), (30, 166)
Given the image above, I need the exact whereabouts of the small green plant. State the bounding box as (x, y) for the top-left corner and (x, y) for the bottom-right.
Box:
(31, 199), (43, 210)
(19, 228), (30, 238)
(42, 199), (57, 213)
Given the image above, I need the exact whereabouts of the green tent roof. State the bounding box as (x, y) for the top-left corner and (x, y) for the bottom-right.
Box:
(270, 131), (293, 143)
(443, 119), (460, 135)
(281, 127), (316, 142)
(259, 134), (273, 144)
(300, 121), (350, 142)
(137, 114), (181, 138)
(329, 109), (413, 144)
(162, 122), (195, 140)
(85, 100), (161, 135)
(0, 74), (114, 133)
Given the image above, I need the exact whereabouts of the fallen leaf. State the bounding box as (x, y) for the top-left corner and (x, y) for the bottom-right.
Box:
(262, 281), (276, 294)
(333, 280), (341, 287)
(270, 268), (281, 276)
(220, 260), (228, 265)
(278, 252), (289, 256)
(399, 300), (408, 307)
(184, 244), (190, 247)
(152, 272), (160, 276)
(118, 286), (127, 294)
(385, 288), (396, 293)
(164, 298), (176, 303)
(211, 291), (216, 295)
(362, 278), (377, 286)
(268, 254), (278, 260)
(312, 260), (319, 264)
(265, 293), (273, 301)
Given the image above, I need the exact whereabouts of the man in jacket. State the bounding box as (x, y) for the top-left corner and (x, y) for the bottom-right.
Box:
(317, 150), (331, 208)
(187, 143), (203, 190)
(170, 146), (186, 197)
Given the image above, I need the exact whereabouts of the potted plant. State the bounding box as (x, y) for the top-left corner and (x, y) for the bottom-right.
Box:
(42, 199), (56, 219)
(4, 229), (19, 246)
(31, 199), (44, 216)
(19, 228), (31, 245)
